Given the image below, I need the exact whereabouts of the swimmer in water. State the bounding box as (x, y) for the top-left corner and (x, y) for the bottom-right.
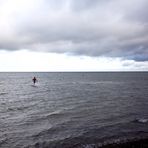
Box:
(32, 77), (37, 85)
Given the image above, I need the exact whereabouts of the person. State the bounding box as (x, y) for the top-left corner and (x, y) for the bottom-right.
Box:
(32, 77), (37, 85)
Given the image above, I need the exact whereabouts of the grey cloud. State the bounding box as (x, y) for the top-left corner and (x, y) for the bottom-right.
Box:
(123, 0), (148, 23)
(69, 0), (101, 11)
(0, 0), (148, 61)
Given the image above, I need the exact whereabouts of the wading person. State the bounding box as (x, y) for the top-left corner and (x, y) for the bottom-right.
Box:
(32, 77), (37, 85)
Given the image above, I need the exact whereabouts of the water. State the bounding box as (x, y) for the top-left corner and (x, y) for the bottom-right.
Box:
(0, 72), (148, 148)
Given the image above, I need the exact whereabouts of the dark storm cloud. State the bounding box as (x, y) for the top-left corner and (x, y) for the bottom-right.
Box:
(0, 0), (148, 61)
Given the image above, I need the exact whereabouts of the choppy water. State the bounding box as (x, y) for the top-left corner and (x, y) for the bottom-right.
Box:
(0, 72), (148, 148)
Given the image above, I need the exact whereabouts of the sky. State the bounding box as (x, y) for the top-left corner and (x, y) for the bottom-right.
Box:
(0, 0), (148, 71)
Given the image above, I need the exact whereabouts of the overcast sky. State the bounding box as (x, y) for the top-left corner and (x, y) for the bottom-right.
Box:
(0, 0), (148, 71)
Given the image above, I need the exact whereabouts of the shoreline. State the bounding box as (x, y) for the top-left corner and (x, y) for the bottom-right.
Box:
(30, 136), (148, 148)
(100, 138), (148, 148)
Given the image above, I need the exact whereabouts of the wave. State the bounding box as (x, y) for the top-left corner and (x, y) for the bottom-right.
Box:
(42, 110), (64, 119)
(0, 92), (8, 96)
(74, 81), (124, 85)
(133, 118), (148, 123)
(0, 137), (8, 147)
(7, 105), (29, 112)
(28, 117), (148, 148)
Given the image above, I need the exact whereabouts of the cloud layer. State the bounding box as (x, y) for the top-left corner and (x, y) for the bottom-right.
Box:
(0, 0), (148, 61)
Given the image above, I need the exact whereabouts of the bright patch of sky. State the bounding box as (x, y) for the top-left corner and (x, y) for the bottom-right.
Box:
(0, 50), (147, 71)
